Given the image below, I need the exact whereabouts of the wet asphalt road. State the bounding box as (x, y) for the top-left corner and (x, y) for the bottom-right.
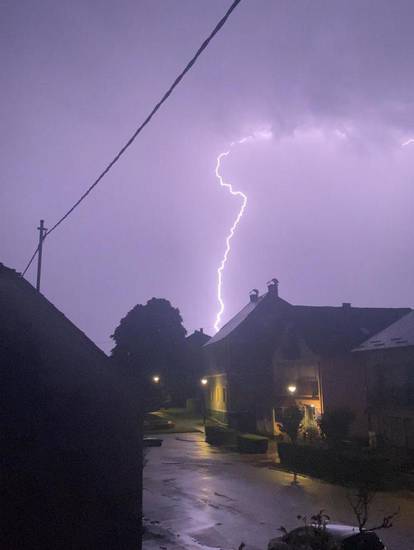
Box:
(143, 433), (414, 550)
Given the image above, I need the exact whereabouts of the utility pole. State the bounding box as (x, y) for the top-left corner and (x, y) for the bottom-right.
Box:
(36, 219), (47, 292)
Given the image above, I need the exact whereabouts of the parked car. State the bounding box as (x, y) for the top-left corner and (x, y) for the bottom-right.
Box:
(143, 412), (174, 431)
(268, 523), (386, 550)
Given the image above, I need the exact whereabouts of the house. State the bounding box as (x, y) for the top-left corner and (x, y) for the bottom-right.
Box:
(1, 263), (141, 549)
(203, 279), (291, 430)
(353, 311), (414, 451)
(203, 278), (410, 438)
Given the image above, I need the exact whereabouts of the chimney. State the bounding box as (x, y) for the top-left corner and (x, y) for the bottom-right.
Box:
(249, 289), (259, 303)
(199, 328), (204, 334)
(342, 302), (351, 310)
(267, 278), (279, 297)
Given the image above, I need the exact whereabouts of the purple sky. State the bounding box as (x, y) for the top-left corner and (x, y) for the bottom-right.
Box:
(2, 0), (414, 352)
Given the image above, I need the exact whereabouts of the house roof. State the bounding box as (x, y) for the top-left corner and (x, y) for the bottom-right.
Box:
(0, 262), (107, 362)
(205, 295), (266, 346)
(203, 282), (410, 355)
(186, 329), (211, 346)
(353, 310), (414, 352)
(288, 305), (411, 356)
(1, 263), (139, 495)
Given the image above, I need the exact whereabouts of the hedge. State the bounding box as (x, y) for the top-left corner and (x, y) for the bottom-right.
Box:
(237, 434), (268, 454)
(205, 425), (236, 446)
(277, 442), (394, 488)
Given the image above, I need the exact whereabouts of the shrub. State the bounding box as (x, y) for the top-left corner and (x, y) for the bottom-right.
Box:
(277, 442), (394, 488)
(277, 406), (304, 444)
(237, 433), (268, 454)
(205, 425), (236, 446)
(318, 408), (355, 446)
(304, 425), (320, 442)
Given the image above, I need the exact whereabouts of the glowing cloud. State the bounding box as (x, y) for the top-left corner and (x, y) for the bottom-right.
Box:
(213, 130), (272, 333)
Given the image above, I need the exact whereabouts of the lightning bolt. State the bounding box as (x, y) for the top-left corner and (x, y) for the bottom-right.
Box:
(213, 149), (248, 333)
(212, 130), (273, 333)
(402, 138), (414, 147)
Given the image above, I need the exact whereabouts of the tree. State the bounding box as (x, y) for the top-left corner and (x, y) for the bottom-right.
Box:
(278, 405), (304, 444)
(347, 485), (399, 533)
(318, 408), (355, 447)
(111, 297), (187, 410)
(110, 298), (187, 548)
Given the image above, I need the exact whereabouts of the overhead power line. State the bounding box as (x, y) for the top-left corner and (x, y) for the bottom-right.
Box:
(21, 0), (243, 279)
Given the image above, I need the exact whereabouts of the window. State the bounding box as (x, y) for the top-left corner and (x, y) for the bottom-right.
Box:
(222, 387), (227, 403)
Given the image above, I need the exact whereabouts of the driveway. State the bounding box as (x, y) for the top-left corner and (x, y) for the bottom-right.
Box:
(143, 433), (414, 550)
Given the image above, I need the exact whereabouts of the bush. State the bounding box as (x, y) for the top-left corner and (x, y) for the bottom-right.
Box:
(205, 425), (236, 446)
(318, 408), (355, 446)
(237, 433), (268, 454)
(277, 406), (304, 444)
(304, 425), (320, 442)
(277, 442), (393, 488)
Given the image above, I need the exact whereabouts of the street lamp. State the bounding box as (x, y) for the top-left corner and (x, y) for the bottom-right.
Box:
(200, 378), (208, 429)
(152, 375), (160, 384)
(287, 384), (297, 394)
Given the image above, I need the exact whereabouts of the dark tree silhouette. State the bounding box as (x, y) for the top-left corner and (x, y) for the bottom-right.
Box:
(277, 405), (304, 444)
(111, 297), (188, 410)
(110, 298), (187, 546)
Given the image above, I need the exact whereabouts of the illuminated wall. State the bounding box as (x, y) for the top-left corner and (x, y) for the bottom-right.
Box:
(205, 373), (228, 424)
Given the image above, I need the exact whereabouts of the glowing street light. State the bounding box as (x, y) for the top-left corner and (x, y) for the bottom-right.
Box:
(287, 384), (297, 394)
(201, 378), (208, 386)
(152, 375), (160, 384)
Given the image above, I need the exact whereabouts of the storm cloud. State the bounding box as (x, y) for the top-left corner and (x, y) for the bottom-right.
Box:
(1, 0), (414, 348)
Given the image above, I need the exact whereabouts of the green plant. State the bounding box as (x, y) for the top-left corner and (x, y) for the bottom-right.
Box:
(277, 510), (333, 550)
(347, 485), (399, 532)
(304, 425), (320, 442)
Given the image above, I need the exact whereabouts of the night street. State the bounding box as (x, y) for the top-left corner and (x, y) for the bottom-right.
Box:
(4, 2), (414, 547)
(144, 434), (414, 550)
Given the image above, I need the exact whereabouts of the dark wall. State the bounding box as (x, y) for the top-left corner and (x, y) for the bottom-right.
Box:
(320, 354), (369, 438)
(360, 347), (414, 449)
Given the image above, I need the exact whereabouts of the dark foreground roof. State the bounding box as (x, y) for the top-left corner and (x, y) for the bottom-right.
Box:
(1, 263), (140, 549)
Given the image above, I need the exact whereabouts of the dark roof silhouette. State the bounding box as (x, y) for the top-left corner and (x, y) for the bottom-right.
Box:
(1, 263), (140, 548)
(204, 284), (410, 356)
(186, 328), (211, 346)
(206, 293), (291, 346)
(0, 263), (106, 360)
(354, 309), (414, 351)
(289, 304), (411, 356)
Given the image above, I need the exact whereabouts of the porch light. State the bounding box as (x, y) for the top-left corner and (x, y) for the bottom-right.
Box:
(287, 384), (297, 394)
(152, 375), (160, 383)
